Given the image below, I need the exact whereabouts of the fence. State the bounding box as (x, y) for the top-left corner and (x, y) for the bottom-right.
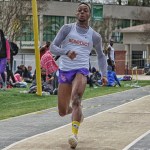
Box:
(12, 54), (150, 75)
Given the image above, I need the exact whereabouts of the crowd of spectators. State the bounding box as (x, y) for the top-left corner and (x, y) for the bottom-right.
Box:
(0, 39), (122, 93)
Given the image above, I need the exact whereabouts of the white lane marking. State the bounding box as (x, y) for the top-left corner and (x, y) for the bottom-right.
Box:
(122, 130), (150, 150)
(2, 95), (150, 150)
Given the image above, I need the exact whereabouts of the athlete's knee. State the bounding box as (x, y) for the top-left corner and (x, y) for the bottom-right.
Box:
(58, 108), (69, 117)
(58, 110), (66, 117)
(72, 93), (82, 106)
(72, 98), (81, 107)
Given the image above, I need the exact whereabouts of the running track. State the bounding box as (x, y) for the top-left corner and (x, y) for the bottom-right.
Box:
(0, 86), (150, 150)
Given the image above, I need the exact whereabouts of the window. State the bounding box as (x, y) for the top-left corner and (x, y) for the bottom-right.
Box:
(112, 19), (130, 43)
(132, 51), (145, 68)
(43, 16), (64, 41)
(132, 20), (144, 26)
(67, 16), (76, 24)
(17, 15), (34, 41)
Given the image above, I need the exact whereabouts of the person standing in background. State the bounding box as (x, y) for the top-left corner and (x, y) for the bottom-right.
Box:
(50, 2), (107, 149)
(107, 39), (115, 71)
(6, 41), (19, 84)
(0, 29), (10, 90)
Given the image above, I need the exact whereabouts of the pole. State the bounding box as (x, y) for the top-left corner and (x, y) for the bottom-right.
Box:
(31, 0), (42, 96)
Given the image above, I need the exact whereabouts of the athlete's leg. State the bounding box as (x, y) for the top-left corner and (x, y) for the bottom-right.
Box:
(58, 83), (72, 116)
(71, 73), (87, 122)
(68, 73), (87, 148)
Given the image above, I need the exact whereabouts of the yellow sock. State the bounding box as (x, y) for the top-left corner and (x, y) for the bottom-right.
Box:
(72, 121), (80, 135)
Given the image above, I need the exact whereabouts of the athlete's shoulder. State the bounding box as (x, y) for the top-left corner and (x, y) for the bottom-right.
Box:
(63, 23), (74, 29)
(61, 23), (74, 33)
(91, 29), (101, 43)
(92, 29), (101, 38)
(89, 26), (101, 37)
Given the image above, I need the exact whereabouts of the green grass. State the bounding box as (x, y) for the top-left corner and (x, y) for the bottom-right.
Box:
(0, 80), (150, 120)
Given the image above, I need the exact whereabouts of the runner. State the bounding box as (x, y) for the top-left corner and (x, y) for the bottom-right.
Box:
(50, 2), (107, 149)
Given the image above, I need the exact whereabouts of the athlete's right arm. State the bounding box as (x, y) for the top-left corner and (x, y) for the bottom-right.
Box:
(50, 24), (72, 56)
(92, 32), (107, 78)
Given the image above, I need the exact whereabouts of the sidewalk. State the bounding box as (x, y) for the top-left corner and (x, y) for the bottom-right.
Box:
(3, 95), (150, 150)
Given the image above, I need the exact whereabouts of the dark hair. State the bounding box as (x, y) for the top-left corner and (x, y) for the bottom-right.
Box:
(46, 41), (50, 45)
(78, 2), (91, 13)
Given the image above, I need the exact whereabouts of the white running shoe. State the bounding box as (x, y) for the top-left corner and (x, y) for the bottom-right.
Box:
(68, 135), (78, 149)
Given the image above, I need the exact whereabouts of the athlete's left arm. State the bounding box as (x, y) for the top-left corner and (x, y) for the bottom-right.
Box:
(92, 31), (107, 78)
(50, 24), (71, 56)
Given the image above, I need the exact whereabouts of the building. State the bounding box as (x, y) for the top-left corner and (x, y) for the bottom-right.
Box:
(5, 1), (149, 74)
(117, 24), (150, 75)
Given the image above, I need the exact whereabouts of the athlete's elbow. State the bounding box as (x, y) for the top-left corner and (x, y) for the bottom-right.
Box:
(50, 45), (55, 53)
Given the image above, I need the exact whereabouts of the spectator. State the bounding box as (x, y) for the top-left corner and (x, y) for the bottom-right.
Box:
(40, 41), (51, 59)
(27, 65), (33, 79)
(29, 68), (54, 94)
(15, 65), (23, 76)
(40, 42), (58, 82)
(107, 59), (121, 87)
(0, 29), (10, 90)
(23, 65), (33, 83)
(107, 39), (115, 71)
(6, 41), (19, 84)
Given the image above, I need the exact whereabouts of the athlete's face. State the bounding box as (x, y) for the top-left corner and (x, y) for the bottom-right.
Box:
(76, 4), (90, 22)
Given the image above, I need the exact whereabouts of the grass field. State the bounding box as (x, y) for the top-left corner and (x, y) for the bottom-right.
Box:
(0, 80), (150, 120)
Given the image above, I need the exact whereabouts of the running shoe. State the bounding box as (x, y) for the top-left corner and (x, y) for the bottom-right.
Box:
(68, 135), (78, 149)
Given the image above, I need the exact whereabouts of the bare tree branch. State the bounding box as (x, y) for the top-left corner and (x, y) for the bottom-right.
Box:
(0, 0), (46, 41)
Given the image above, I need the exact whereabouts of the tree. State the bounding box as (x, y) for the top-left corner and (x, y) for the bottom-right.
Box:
(142, 0), (150, 6)
(128, 0), (150, 6)
(91, 17), (117, 54)
(0, 0), (46, 41)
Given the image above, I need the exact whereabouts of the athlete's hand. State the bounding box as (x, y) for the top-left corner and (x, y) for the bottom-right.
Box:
(102, 76), (107, 86)
(67, 51), (77, 60)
